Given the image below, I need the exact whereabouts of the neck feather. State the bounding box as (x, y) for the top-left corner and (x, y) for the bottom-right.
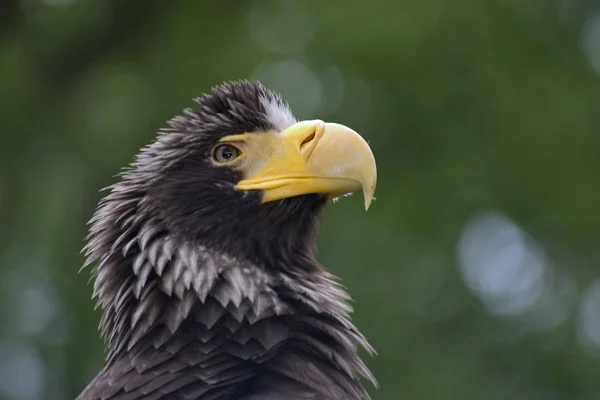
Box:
(82, 187), (377, 398)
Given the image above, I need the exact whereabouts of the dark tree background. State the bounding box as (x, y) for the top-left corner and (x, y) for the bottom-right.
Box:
(2, 1), (600, 399)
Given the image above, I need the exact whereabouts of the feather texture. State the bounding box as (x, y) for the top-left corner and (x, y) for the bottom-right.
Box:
(77, 80), (376, 400)
(79, 228), (375, 399)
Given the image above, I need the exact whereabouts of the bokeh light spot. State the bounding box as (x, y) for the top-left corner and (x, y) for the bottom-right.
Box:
(578, 281), (600, 349)
(458, 211), (547, 316)
(582, 11), (600, 75)
(252, 59), (322, 118)
(0, 341), (46, 400)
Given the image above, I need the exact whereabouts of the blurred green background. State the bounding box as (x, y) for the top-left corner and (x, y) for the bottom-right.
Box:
(2, 0), (600, 399)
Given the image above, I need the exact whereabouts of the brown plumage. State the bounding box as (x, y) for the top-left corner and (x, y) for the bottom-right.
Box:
(77, 80), (377, 400)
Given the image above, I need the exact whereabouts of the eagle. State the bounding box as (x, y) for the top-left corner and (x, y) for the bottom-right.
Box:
(77, 80), (378, 400)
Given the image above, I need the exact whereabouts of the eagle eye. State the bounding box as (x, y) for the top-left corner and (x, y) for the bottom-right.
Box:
(213, 144), (241, 164)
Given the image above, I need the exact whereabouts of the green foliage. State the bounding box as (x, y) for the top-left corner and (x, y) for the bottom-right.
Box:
(2, 1), (600, 399)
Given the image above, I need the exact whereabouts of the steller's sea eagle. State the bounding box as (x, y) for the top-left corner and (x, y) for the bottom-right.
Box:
(77, 80), (378, 400)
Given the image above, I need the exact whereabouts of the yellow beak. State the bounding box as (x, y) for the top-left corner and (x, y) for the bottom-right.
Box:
(235, 120), (377, 210)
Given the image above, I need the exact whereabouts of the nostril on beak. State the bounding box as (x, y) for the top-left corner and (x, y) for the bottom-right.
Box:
(300, 131), (317, 151)
(297, 120), (325, 160)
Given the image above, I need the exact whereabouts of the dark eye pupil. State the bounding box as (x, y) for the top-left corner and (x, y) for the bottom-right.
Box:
(221, 147), (233, 159)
